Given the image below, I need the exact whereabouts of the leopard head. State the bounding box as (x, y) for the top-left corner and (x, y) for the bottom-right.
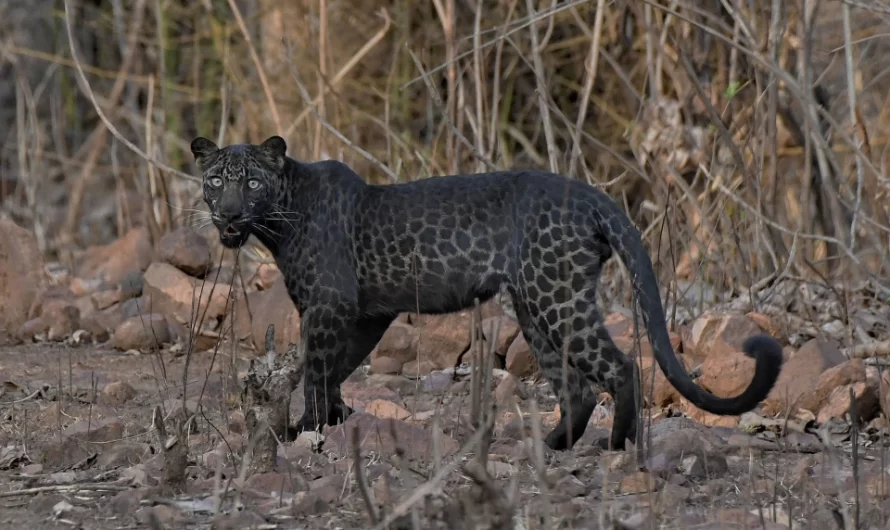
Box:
(190, 135), (287, 249)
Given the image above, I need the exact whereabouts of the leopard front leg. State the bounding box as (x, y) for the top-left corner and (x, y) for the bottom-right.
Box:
(294, 302), (357, 434)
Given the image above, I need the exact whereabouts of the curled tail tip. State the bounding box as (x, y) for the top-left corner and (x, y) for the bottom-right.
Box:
(742, 334), (784, 363)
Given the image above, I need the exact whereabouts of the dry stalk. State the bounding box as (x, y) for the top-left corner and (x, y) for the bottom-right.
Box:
(524, 0), (559, 173)
(352, 425), (380, 524)
(224, 0), (282, 135)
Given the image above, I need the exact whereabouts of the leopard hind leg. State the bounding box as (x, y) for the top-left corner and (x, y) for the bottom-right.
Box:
(509, 288), (599, 451)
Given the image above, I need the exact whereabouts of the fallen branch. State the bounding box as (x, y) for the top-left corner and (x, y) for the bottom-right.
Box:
(0, 483), (130, 498)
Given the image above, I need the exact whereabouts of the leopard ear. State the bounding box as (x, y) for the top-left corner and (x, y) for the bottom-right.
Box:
(259, 135), (287, 169)
(190, 137), (219, 166)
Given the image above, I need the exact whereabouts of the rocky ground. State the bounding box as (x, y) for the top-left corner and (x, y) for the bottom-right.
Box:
(2, 219), (890, 529)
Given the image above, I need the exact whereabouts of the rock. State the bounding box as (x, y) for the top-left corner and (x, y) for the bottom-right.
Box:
(43, 304), (81, 342)
(340, 380), (404, 410)
(80, 314), (112, 343)
(101, 381), (138, 405)
(411, 312), (472, 369)
(639, 354), (692, 407)
(0, 220), (47, 331)
(796, 359), (867, 415)
(158, 227), (213, 277)
(481, 316), (521, 356)
(762, 338), (847, 416)
(323, 412), (459, 461)
(817, 381), (878, 425)
(401, 359), (437, 378)
(370, 355), (403, 375)
(62, 417), (124, 443)
(618, 471), (662, 494)
(681, 453), (728, 479)
(494, 373), (524, 408)
(366, 399), (411, 420)
(605, 312), (682, 358)
(505, 334), (537, 377)
(91, 288), (121, 311)
(696, 351), (759, 403)
(96, 442), (149, 469)
(248, 276), (300, 353)
(709, 508), (789, 529)
(681, 310), (765, 359)
(112, 314), (171, 351)
(119, 271), (144, 300)
(142, 262), (231, 326)
(253, 263), (280, 291)
(74, 227), (153, 288)
(371, 321), (418, 365)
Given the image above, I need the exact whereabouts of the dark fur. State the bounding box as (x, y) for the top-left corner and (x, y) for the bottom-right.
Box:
(191, 135), (784, 451)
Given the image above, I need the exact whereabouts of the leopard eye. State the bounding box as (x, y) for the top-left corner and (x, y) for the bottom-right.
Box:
(208, 177), (223, 188)
(247, 179), (261, 190)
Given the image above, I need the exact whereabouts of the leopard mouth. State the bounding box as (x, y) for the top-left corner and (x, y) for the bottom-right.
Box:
(219, 224), (250, 248)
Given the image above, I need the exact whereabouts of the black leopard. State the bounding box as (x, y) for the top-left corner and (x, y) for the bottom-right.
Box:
(190, 134), (784, 451)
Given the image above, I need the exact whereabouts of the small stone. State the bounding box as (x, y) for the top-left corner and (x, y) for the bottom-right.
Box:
(681, 453), (728, 479)
(101, 381), (137, 404)
(112, 314), (171, 351)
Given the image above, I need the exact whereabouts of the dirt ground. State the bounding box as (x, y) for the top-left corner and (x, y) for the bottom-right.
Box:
(0, 340), (886, 530)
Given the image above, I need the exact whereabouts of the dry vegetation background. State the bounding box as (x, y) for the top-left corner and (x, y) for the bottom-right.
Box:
(5, 0), (890, 528)
(3, 0), (890, 308)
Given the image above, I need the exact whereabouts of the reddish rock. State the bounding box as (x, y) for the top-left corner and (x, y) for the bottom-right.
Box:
(696, 351), (758, 402)
(639, 354), (692, 407)
(371, 321), (418, 365)
(248, 276), (300, 353)
(113, 314), (171, 351)
(412, 312), (472, 369)
(762, 339), (846, 416)
(370, 355), (403, 375)
(680, 310), (765, 360)
(219, 285), (252, 345)
(253, 263), (281, 291)
(39, 303), (81, 342)
(142, 261), (231, 326)
(91, 288), (121, 311)
(506, 334), (537, 377)
(817, 382), (878, 425)
(366, 399), (411, 420)
(157, 227), (213, 277)
(481, 316), (521, 356)
(0, 219), (48, 331)
(340, 380), (404, 411)
(606, 312), (682, 358)
(74, 227), (153, 288)
(793, 359), (867, 415)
